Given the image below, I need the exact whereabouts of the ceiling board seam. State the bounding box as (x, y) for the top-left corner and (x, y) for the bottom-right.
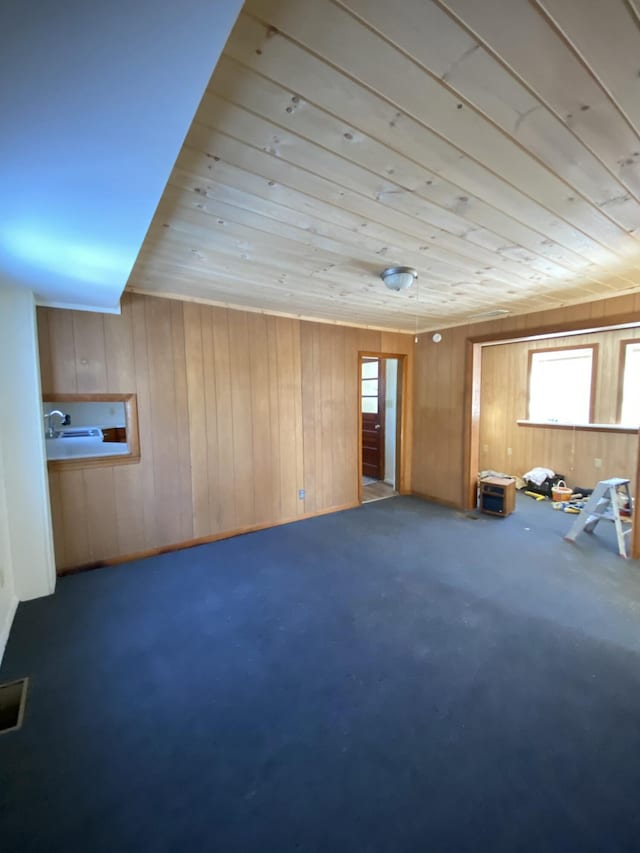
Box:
(180, 137), (548, 296)
(165, 171), (506, 290)
(624, 0), (640, 28)
(133, 246), (438, 310)
(169, 122), (564, 291)
(213, 52), (608, 271)
(183, 120), (606, 294)
(163, 181), (633, 307)
(207, 58), (607, 280)
(184, 116), (640, 298)
(177, 137), (574, 289)
(433, 0), (640, 210)
(333, 0), (640, 228)
(530, 0), (640, 141)
(162, 185), (480, 294)
(131, 247), (487, 310)
(242, 9), (637, 261)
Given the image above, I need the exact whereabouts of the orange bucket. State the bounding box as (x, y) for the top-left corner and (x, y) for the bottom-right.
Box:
(552, 480), (572, 501)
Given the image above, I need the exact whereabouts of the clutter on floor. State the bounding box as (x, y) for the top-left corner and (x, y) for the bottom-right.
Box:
(478, 476), (516, 517)
(565, 478), (634, 559)
(479, 464), (635, 554)
(522, 467), (568, 498)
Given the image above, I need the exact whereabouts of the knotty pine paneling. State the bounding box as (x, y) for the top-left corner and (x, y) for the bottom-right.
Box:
(299, 324), (414, 514)
(479, 327), (640, 490)
(127, 1), (640, 332)
(412, 291), (640, 507)
(38, 293), (413, 572)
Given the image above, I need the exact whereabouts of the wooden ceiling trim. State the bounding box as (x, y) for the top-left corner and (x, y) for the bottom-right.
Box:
(438, 0), (640, 203)
(127, 287), (418, 333)
(224, 12), (628, 266)
(243, 0), (638, 259)
(339, 0), (640, 232)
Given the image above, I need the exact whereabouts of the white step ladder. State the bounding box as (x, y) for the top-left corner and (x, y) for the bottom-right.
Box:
(564, 477), (633, 559)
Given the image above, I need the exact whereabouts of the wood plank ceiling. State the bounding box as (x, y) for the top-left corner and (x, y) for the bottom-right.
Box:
(126, 0), (640, 332)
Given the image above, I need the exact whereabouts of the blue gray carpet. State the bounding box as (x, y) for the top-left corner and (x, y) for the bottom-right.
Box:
(1, 495), (640, 852)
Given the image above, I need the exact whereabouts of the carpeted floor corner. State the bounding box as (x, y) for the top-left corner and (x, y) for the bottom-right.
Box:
(1, 495), (639, 852)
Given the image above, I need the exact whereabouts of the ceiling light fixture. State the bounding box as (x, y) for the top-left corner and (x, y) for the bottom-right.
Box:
(380, 266), (417, 291)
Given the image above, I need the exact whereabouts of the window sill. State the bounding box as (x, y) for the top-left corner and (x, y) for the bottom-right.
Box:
(517, 420), (638, 434)
(46, 451), (141, 472)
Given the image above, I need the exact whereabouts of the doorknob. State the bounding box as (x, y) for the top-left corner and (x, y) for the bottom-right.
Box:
(374, 424), (381, 430)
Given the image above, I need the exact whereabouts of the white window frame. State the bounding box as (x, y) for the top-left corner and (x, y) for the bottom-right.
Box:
(618, 340), (640, 427)
(527, 345), (596, 425)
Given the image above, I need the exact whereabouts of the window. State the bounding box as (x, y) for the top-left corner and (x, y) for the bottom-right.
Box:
(528, 346), (595, 424)
(361, 358), (379, 413)
(619, 341), (640, 426)
(42, 393), (140, 469)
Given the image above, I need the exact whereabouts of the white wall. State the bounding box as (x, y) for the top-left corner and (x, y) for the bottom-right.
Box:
(0, 286), (56, 662)
(0, 0), (244, 311)
(0, 433), (17, 664)
(384, 359), (398, 487)
(44, 401), (126, 429)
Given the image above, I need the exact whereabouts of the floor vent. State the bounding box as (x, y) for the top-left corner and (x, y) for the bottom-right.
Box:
(0, 677), (28, 734)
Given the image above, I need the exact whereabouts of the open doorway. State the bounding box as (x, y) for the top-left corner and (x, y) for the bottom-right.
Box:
(463, 320), (640, 559)
(360, 355), (401, 503)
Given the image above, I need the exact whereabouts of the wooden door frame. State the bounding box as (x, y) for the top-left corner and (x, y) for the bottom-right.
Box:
(358, 351), (408, 504)
(463, 314), (640, 559)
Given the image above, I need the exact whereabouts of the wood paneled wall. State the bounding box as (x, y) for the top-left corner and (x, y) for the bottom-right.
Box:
(412, 291), (640, 507)
(479, 328), (640, 491)
(38, 293), (413, 572)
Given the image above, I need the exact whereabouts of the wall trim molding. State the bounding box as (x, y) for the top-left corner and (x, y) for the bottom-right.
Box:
(0, 595), (18, 667)
(127, 287), (415, 335)
(58, 501), (360, 576)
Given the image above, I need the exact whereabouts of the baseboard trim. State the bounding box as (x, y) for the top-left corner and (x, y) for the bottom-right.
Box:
(58, 501), (360, 576)
(0, 595), (18, 667)
(410, 490), (463, 510)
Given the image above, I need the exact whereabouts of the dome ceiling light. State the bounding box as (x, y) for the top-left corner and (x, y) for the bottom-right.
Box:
(380, 266), (418, 291)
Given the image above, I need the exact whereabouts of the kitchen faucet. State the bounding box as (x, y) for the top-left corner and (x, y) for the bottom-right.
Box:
(44, 410), (66, 439)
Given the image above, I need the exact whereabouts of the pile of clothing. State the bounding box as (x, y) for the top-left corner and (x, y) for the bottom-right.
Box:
(522, 467), (568, 498)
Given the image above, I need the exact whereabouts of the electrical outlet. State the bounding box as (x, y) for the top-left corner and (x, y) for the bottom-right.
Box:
(506, 447), (513, 456)
(482, 444), (489, 453)
(298, 489), (305, 500)
(594, 458), (602, 468)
